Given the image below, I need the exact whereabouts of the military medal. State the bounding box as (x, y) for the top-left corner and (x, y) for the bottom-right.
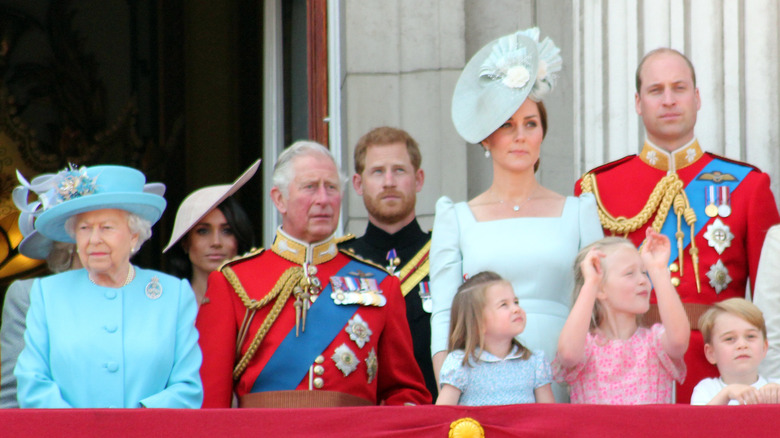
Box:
(704, 185), (718, 218)
(706, 259), (732, 293)
(419, 281), (432, 313)
(386, 249), (401, 274)
(330, 275), (386, 307)
(703, 218), (734, 255)
(718, 186), (732, 218)
(145, 276), (162, 300)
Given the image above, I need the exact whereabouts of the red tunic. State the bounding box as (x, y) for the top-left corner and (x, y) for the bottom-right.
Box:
(576, 141), (779, 403)
(197, 232), (431, 408)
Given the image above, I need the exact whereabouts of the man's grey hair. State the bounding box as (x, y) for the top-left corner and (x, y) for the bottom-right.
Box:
(272, 140), (345, 196)
(65, 210), (153, 254)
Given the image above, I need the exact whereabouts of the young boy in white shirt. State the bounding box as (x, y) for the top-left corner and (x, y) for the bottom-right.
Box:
(691, 298), (780, 405)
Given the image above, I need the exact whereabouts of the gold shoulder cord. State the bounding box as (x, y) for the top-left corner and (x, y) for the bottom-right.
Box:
(399, 240), (431, 296)
(580, 172), (683, 235)
(224, 265), (304, 379)
(580, 172), (701, 292)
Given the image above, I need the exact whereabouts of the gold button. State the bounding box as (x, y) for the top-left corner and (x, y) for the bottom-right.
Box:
(313, 365), (324, 375)
(671, 277), (680, 287)
(314, 355), (325, 364)
(669, 262), (679, 272)
(313, 377), (324, 389)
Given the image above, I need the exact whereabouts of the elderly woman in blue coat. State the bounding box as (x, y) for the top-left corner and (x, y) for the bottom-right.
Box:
(14, 165), (203, 408)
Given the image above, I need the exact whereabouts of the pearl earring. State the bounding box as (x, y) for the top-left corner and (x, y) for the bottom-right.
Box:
(484, 149), (491, 158)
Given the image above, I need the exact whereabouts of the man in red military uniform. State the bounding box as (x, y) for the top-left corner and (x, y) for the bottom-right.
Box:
(576, 48), (780, 403)
(197, 141), (431, 408)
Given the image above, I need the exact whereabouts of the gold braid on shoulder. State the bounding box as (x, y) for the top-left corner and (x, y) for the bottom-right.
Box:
(581, 171), (701, 292)
(580, 172), (684, 236)
(224, 265), (304, 380)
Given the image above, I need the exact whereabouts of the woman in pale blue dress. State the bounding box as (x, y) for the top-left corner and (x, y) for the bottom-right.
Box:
(431, 28), (603, 402)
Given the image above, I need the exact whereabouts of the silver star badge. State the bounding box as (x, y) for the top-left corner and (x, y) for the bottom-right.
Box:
(706, 260), (732, 294)
(331, 343), (359, 377)
(346, 314), (372, 348)
(704, 218), (734, 255)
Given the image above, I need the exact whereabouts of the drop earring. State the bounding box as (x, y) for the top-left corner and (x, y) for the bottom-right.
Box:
(484, 149), (491, 158)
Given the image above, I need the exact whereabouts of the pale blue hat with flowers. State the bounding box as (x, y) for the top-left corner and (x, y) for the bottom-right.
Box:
(13, 171), (59, 259)
(34, 165), (167, 243)
(451, 28), (562, 144)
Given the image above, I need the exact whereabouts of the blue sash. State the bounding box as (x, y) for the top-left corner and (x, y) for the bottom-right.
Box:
(660, 158), (751, 263)
(251, 260), (387, 392)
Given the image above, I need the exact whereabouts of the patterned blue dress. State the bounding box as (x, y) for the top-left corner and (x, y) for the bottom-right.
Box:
(440, 347), (551, 405)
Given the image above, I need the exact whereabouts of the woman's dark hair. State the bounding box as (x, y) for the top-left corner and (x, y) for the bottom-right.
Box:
(534, 100), (547, 172)
(218, 196), (255, 254)
(167, 196), (256, 280)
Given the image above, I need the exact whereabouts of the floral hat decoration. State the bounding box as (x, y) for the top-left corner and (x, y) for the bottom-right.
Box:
(34, 164), (167, 243)
(13, 170), (60, 259)
(451, 27), (562, 144)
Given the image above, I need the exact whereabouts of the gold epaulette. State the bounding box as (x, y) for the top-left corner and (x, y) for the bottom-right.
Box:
(338, 248), (392, 275)
(217, 247), (265, 272)
(334, 233), (356, 244)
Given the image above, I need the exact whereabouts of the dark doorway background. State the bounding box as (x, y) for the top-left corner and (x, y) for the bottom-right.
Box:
(0, 0), (306, 281)
(0, 0), (333, 321)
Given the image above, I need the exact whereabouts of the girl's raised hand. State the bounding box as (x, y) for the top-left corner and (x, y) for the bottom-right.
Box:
(580, 248), (605, 284)
(640, 228), (671, 269)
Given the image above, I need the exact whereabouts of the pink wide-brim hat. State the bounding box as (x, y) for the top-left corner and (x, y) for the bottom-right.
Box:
(162, 159), (260, 253)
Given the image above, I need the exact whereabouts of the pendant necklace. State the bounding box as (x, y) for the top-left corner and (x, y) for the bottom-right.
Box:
(499, 197), (531, 212)
(495, 187), (537, 212)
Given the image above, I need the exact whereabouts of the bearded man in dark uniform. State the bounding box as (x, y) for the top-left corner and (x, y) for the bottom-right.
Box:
(339, 127), (436, 398)
(576, 49), (780, 403)
(197, 141), (430, 408)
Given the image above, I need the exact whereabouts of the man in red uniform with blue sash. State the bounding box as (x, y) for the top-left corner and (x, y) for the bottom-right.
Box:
(576, 48), (779, 403)
(197, 141), (431, 408)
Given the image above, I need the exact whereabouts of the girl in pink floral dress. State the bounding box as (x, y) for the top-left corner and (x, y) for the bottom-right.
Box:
(553, 228), (689, 404)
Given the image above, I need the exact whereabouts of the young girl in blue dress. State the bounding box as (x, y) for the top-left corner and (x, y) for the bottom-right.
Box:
(435, 272), (555, 405)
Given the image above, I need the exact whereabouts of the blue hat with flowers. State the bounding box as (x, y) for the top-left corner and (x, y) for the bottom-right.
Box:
(451, 28), (562, 144)
(34, 165), (167, 243)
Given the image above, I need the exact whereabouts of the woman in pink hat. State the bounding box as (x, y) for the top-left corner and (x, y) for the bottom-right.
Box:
(164, 160), (259, 305)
